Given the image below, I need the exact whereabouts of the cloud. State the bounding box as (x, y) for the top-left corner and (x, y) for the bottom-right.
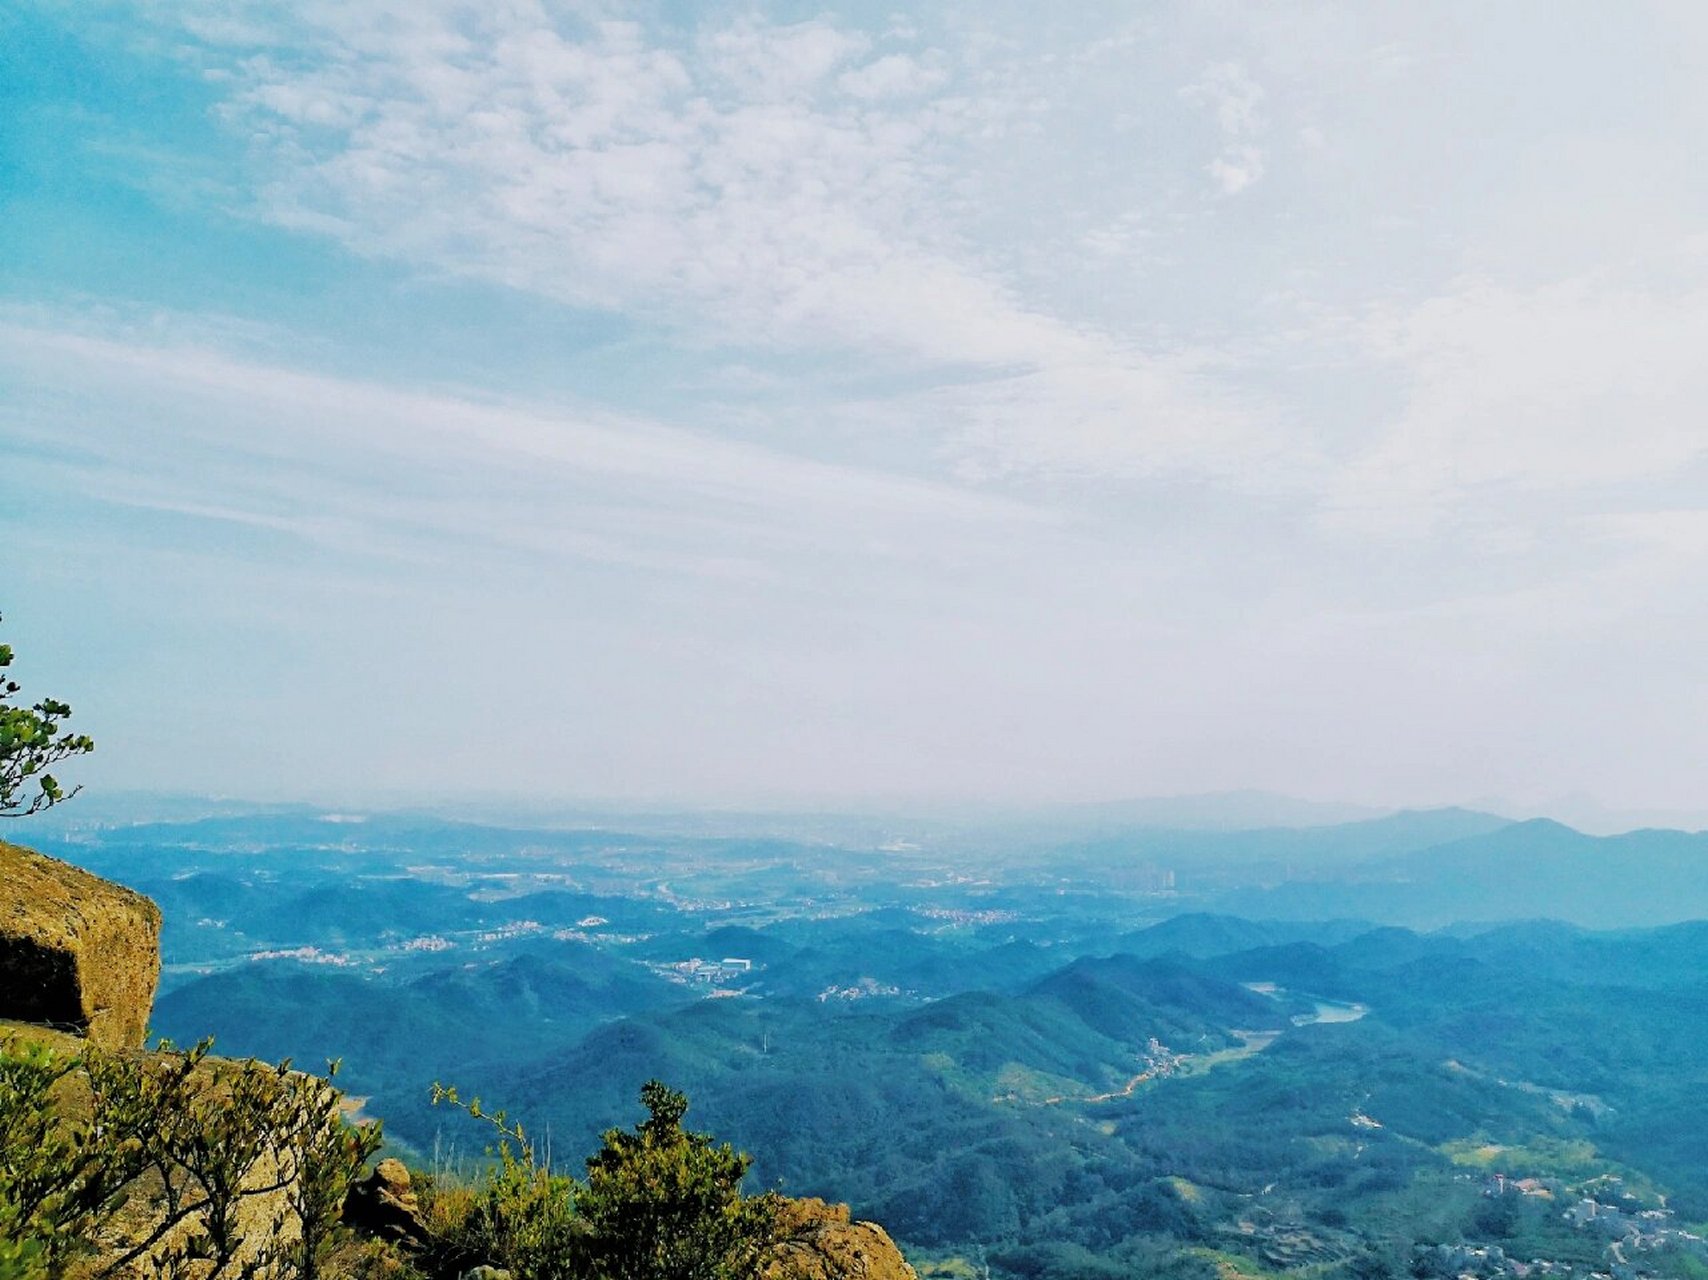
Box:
(203, 10), (986, 347)
(702, 18), (869, 99)
(1206, 145), (1264, 196)
(20, 0), (1708, 809)
(1184, 60), (1266, 135)
(136, 4), (1288, 489)
(837, 53), (947, 101)
(1329, 259), (1708, 533)
(1181, 61), (1267, 195)
(64, 6), (1708, 534)
(0, 316), (1053, 584)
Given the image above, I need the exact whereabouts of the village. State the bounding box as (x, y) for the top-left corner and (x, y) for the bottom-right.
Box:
(1411, 1175), (1708, 1280)
(651, 955), (757, 988)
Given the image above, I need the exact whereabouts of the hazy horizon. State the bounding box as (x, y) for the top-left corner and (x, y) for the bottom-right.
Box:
(30, 783), (1708, 841)
(9, 3), (1708, 815)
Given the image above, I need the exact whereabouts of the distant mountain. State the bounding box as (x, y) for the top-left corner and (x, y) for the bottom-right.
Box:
(1213, 818), (1708, 928)
(1110, 913), (1377, 959)
(1009, 791), (1391, 832)
(1035, 806), (1514, 881)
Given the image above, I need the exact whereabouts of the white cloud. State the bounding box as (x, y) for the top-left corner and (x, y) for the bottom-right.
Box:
(0, 318), (1052, 583)
(702, 18), (868, 99)
(1329, 261), (1708, 533)
(837, 53), (947, 101)
(1181, 60), (1267, 196)
(1206, 145), (1264, 196)
(1184, 60), (1266, 136)
(150, 4), (1291, 489)
(24, 1), (1708, 807)
(204, 10), (976, 347)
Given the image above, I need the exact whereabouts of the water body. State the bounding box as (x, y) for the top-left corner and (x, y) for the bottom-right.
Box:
(1299, 1000), (1368, 1025)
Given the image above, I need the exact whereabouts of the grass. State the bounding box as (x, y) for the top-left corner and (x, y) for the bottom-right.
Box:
(1186, 1245), (1296, 1280)
(913, 1258), (984, 1280)
(1438, 1134), (1623, 1181)
(1174, 1031), (1280, 1079)
(991, 1061), (1098, 1105)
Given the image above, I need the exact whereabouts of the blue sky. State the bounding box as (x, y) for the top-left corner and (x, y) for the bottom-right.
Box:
(6, 1), (1708, 820)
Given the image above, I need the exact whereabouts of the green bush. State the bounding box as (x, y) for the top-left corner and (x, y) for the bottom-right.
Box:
(0, 1036), (381, 1280)
(430, 1080), (779, 1280)
(576, 1081), (779, 1280)
(426, 1087), (582, 1280)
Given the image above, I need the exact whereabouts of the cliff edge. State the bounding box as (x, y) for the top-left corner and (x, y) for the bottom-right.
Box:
(0, 838), (161, 1049)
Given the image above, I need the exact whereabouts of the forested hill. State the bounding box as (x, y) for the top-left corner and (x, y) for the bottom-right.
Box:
(34, 805), (1708, 1280)
(154, 909), (1708, 1280)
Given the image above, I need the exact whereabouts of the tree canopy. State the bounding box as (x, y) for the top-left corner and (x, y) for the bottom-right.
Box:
(575, 1081), (780, 1280)
(0, 616), (94, 818)
(430, 1080), (780, 1280)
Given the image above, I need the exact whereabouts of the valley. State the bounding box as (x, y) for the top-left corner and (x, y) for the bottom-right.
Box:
(29, 802), (1708, 1280)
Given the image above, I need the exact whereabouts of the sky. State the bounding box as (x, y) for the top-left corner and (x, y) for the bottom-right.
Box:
(5, 1), (1708, 819)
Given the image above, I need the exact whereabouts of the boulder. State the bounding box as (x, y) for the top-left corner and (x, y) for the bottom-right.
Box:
(345, 1157), (430, 1249)
(0, 839), (161, 1049)
(767, 1198), (917, 1280)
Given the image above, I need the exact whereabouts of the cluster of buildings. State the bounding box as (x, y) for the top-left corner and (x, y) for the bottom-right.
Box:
(1414, 1242), (1542, 1279)
(913, 906), (1019, 927)
(1141, 1036), (1185, 1078)
(660, 956), (754, 986)
(1447, 1175), (1708, 1280)
(816, 977), (903, 1002)
(1561, 1196), (1704, 1257)
(1415, 1231), (1705, 1280)
(402, 934), (455, 953)
(249, 944), (353, 966)
(473, 919), (544, 943)
(1102, 863), (1177, 893)
(1483, 1176), (1556, 1200)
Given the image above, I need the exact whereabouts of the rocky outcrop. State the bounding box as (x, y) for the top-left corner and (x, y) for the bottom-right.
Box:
(0, 842), (308, 1278)
(0, 838), (161, 1049)
(345, 1157), (430, 1249)
(767, 1198), (917, 1280)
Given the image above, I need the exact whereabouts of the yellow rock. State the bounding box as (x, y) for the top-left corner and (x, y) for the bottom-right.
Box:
(0, 839), (161, 1050)
(767, 1197), (918, 1280)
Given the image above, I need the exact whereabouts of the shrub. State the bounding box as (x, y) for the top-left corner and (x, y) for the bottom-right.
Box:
(575, 1081), (779, 1280)
(426, 1087), (581, 1280)
(429, 1080), (779, 1280)
(0, 1036), (381, 1279)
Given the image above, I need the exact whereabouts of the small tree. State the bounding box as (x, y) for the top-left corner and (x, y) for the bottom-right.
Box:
(0, 616), (94, 818)
(0, 1038), (380, 1280)
(574, 1081), (779, 1280)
